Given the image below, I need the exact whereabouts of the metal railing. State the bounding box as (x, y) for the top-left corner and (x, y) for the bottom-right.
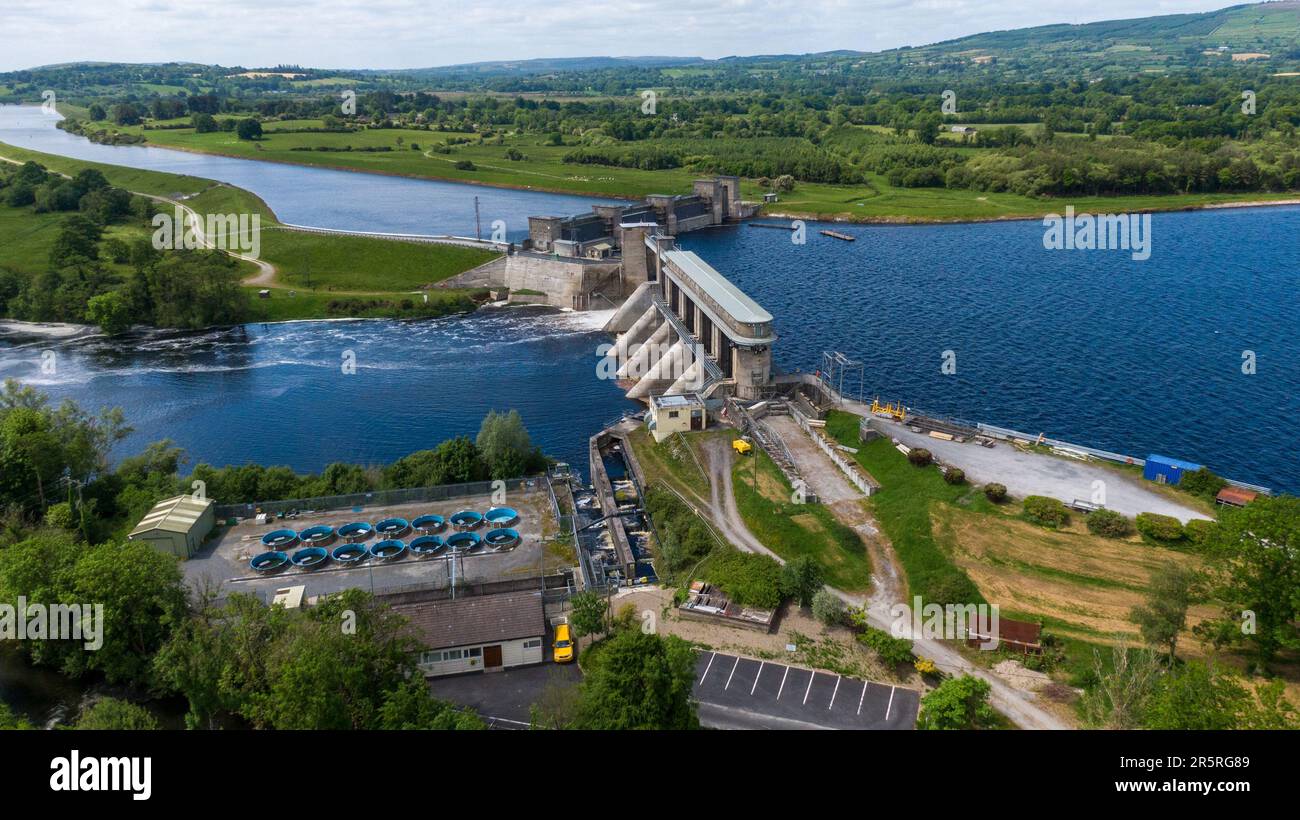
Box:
(214, 476), (537, 520)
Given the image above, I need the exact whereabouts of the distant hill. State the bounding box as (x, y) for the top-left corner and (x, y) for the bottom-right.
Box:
(384, 56), (707, 77)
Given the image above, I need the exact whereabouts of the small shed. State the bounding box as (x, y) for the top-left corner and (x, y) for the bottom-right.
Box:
(1142, 454), (1202, 486)
(127, 494), (216, 559)
(1216, 486), (1258, 508)
(648, 393), (706, 442)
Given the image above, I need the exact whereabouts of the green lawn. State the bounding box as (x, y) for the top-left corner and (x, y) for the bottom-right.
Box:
(242, 288), (481, 323)
(257, 230), (498, 292)
(824, 411), (991, 605)
(730, 447), (873, 591)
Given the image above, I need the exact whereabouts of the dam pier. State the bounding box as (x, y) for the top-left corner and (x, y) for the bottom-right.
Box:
(442, 175), (778, 405)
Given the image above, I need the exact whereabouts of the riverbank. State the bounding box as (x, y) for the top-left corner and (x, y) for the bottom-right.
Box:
(66, 110), (1300, 226)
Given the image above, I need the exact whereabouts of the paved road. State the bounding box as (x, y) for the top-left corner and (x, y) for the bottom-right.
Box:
(695, 651), (918, 730)
(876, 417), (1208, 523)
(427, 663), (581, 729)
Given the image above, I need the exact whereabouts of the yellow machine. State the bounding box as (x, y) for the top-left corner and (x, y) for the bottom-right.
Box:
(870, 397), (906, 421)
(732, 438), (753, 455)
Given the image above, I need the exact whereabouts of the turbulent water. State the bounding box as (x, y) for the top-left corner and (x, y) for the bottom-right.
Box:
(0, 308), (635, 474)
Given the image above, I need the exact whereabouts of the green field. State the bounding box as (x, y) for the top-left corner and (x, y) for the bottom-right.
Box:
(0, 142), (498, 322)
(89, 117), (1300, 223)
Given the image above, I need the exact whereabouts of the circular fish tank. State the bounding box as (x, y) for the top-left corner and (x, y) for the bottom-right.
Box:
(484, 528), (520, 549)
(337, 522), (373, 543)
(409, 535), (446, 557)
(298, 525), (336, 546)
(484, 507), (519, 527)
(290, 546), (330, 570)
(446, 531), (482, 552)
(412, 514), (446, 534)
(375, 517), (410, 538)
(331, 543), (369, 564)
(449, 510), (483, 531)
(369, 539), (407, 561)
(261, 529), (299, 549)
(250, 551), (289, 573)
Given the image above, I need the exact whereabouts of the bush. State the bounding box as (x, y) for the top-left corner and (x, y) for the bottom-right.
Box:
(1135, 512), (1185, 542)
(984, 483), (1007, 502)
(1023, 495), (1069, 528)
(1178, 467), (1227, 500)
(1085, 509), (1134, 538)
(704, 550), (784, 609)
(811, 589), (845, 626)
(907, 447), (932, 467)
(856, 625), (915, 667)
(454, 159), (476, 170)
(1183, 518), (1217, 545)
(943, 467), (965, 485)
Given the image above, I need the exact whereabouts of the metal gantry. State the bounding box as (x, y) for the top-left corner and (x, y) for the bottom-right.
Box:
(820, 350), (865, 405)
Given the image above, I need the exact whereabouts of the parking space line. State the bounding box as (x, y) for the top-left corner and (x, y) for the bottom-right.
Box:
(751, 661), (764, 695)
(858, 680), (868, 715)
(777, 665), (790, 699)
(886, 685), (896, 720)
(829, 676), (841, 709)
(699, 651), (717, 685)
(803, 671), (815, 705)
(724, 655), (740, 690)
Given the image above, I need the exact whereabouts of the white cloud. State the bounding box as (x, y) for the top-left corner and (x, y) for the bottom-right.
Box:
(0, 0), (1236, 72)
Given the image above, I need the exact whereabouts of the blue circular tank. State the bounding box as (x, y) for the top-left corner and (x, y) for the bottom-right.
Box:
(331, 543), (369, 564)
(337, 522), (373, 543)
(298, 525), (335, 546)
(412, 514), (446, 533)
(446, 531), (482, 552)
(375, 517), (410, 537)
(484, 507), (519, 527)
(369, 539), (407, 561)
(290, 546), (330, 569)
(261, 529), (298, 549)
(409, 535), (446, 556)
(251, 551), (289, 572)
(484, 528), (520, 549)
(449, 510), (483, 531)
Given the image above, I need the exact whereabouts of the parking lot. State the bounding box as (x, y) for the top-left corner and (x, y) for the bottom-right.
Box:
(694, 651), (920, 730)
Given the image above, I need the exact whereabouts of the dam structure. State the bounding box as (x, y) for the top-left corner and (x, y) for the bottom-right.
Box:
(442, 175), (775, 403)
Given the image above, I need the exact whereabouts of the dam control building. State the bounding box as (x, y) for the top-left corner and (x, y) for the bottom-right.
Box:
(441, 176), (775, 403)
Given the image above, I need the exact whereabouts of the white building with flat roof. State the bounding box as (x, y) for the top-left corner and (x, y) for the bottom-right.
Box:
(648, 393), (707, 442)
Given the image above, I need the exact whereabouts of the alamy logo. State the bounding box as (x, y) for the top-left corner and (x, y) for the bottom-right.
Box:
(50, 750), (151, 801)
(889, 596), (1001, 649)
(0, 596), (103, 650)
(1042, 206), (1151, 261)
(152, 207), (261, 259)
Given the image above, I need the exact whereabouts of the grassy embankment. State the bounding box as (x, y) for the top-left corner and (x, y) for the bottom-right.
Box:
(0, 141), (500, 323)
(94, 115), (1300, 223)
(729, 447), (873, 592)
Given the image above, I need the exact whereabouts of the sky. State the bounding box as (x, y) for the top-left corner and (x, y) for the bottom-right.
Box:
(0, 0), (1241, 72)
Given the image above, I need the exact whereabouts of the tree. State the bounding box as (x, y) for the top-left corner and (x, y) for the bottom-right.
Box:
(1198, 496), (1300, 664)
(0, 702), (33, 730)
(86, 290), (133, 335)
(780, 555), (824, 608)
(73, 698), (159, 730)
(573, 630), (698, 730)
(476, 409), (536, 479)
(811, 588), (845, 626)
(49, 214), (102, 267)
(376, 677), (484, 730)
(984, 483), (1007, 503)
(236, 118), (263, 140)
(1078, 645), (1162, 729)
(918, 675), (996, 729)
(568, 590), (608, 638)
(1130, 561), (1198, 661)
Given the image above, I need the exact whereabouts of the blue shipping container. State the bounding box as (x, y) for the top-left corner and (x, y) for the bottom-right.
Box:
(1143, 455), (1203, 485)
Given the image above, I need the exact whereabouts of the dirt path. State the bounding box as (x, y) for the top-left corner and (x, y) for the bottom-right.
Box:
(695, 425), (1068, 729)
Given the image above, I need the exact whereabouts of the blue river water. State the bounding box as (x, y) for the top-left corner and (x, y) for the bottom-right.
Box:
(1, 104), (1297, 490)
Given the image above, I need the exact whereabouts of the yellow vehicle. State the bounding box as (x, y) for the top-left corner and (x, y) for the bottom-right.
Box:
(732, 438), (753, 455)
(552, 623), (575, 663)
